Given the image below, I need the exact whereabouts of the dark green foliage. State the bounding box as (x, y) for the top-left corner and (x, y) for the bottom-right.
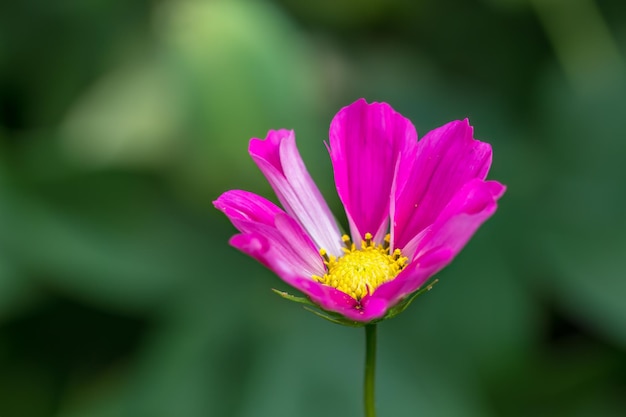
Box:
(1, 0), (626, 416)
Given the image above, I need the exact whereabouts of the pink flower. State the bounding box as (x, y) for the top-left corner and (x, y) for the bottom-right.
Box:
(214, 99), (505, 324)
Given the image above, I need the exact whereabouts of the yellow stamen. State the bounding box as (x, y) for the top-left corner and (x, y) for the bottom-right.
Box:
(383, 234), (391, 250)
(341, 234), (355, 251)
(313, 233), (408, 301)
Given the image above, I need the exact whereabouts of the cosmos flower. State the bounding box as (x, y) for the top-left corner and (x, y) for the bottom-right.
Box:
(214, 99), (505, 324)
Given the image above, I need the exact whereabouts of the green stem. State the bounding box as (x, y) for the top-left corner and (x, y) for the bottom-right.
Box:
(364, 324), (377, 417)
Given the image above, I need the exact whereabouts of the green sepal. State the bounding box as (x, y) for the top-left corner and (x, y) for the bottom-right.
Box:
(382, 279), (438, 320)
(302, 307), (365, 327)
(271, 288), (317, 307)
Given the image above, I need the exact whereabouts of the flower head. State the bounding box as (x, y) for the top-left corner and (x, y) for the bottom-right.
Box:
(214, 99), (505, 325)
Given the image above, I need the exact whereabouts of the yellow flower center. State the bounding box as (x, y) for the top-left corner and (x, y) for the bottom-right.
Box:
(313, 233), (408, 301)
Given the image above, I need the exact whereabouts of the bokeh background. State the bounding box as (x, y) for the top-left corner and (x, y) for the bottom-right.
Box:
(1, 0), (626, 416)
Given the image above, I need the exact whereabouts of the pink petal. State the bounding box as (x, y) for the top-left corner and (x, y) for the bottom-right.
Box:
(413, 179), (506, 260)
(296, 278), (390, 322)
(329, 99), (417, 243)
(375, 179), (505, 306)
(213, 190), (282, 232)
(215, 192), (325, 280)
(249, 130), (343, 257)
(230, 227), (323, 284)
(370, 248), (454, 307)
(392, 119), (492, 252)
(215, 189), (389, 322)
(358, 297), (392, 321)
(232, 233), (385, 322)
(295, 278), (359, 314)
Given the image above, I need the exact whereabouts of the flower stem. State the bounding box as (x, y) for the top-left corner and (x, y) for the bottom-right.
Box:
(364, 324), (377, 417)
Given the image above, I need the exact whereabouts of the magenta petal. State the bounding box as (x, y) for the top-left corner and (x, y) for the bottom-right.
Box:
(214, 190), (282, 232)
(357, 296), (391, 321)
(296, 278), (389, 322)
(215, 189), (385, 322)
(413, 179), (505, 259)
(295, 278), (359, 314)
(231, 232), (322, 289)
(377, 179), (504, 305)
(371, 248), (454, 307)
(234, 232), (373, 321)
(229, 233), (274, 270)
(229, 212), (325, 285)
(249, 129), (343, 256)
(215, 191), (322, 274)
(329, 99), (417, 243)
(216, 190), (326, 280)
(375, 179), (505, 306)
(393, 119), (493, 251)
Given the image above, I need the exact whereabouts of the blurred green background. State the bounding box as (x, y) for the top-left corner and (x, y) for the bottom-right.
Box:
(1, 0), (626, 416)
